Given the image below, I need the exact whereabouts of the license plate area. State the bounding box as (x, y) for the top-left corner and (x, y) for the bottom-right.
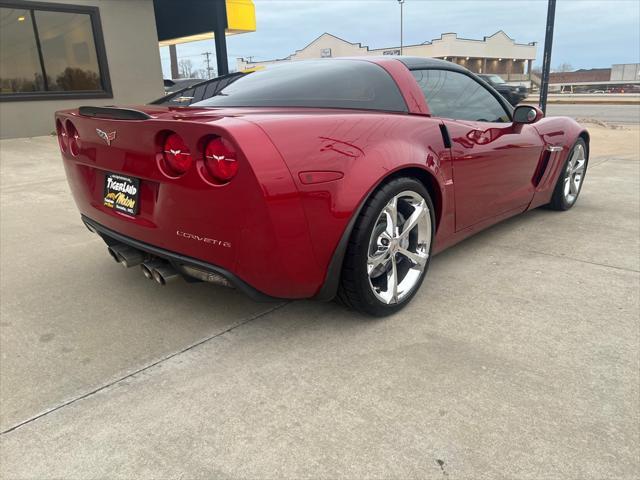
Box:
(103, 173), (140, 216)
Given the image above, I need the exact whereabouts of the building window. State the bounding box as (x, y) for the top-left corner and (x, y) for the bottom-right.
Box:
(0, 1), (111, 101)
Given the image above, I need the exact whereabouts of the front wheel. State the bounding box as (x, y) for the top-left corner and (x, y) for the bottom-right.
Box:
(548, 138), (588, 211)
(338, 177), (434, 316)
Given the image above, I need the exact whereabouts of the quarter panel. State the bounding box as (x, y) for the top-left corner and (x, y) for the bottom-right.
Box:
(248, 112), (451, 294)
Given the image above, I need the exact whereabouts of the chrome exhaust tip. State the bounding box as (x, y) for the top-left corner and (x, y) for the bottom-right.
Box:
(84, 221), (98, 234)
(140, 260), (162, 280)
(109, 244), (145, 268)
(151, 265), (180, 285)
(107, 246), (120, 263)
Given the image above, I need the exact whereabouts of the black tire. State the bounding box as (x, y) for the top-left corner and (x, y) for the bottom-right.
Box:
(337, 177), (435, 316)
(548, 138), (588, 211)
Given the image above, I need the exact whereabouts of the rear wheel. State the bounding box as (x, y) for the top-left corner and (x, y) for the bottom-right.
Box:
(548, 138), (588, 211)
(338, 177), (434, 316)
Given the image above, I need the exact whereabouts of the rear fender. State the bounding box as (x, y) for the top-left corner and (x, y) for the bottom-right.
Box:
(223, 119), (322, 298)
(250, 113), (451, 300)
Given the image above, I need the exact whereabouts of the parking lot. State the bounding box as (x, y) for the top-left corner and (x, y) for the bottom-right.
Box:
(1, 121), (638, 479)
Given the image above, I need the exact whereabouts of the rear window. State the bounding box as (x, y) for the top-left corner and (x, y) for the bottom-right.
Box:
(193, 60), (407, 112)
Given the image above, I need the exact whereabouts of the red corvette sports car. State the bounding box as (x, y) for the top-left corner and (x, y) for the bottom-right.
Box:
(56, 57), (588, 315)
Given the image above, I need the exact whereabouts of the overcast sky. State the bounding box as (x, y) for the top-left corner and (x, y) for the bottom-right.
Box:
(160, 0), (640, 77)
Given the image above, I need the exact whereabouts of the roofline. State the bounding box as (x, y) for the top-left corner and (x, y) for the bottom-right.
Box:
(239, 30), (537, 65)
(235, 56), (474, 77)
(239, 32), (373, 64)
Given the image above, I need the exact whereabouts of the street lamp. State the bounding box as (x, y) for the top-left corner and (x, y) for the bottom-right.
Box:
(398, 0), (405, 55)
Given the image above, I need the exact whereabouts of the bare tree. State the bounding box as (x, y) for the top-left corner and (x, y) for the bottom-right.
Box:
(178, 59), (194, 78)
(193, 68), (209, 80)
(554, 62), (574, 72)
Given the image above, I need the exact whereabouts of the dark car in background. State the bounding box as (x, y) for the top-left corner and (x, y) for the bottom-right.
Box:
(479, 74), (528, 106)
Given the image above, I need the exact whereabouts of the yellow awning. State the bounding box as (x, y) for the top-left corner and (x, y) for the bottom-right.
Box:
(158, 0), (256, 47)
(226, 0), (257, 35)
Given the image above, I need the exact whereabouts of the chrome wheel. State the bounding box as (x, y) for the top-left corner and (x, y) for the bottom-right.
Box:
(563, 144), (586, 204)
(367, 191), (431, 304)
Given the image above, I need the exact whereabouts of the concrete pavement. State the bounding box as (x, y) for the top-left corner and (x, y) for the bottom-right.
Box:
(546, 104), (640, 125)
(0, 124), (638, 479)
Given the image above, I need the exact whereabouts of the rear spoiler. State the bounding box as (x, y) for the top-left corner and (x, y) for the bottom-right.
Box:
(78, 106), (151, 120)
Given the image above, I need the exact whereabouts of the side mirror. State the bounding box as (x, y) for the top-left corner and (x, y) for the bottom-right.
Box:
(513, 105), (543, 124)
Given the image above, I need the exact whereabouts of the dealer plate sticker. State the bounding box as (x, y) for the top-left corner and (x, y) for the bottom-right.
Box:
(103, 173), (140, 215)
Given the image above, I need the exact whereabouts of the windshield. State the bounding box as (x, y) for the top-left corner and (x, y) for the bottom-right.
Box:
(193, 60), (408, 112)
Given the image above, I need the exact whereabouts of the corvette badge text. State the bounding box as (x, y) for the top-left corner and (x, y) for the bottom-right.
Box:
(103, 174), (139, 216)
(177, 230), (232, 248)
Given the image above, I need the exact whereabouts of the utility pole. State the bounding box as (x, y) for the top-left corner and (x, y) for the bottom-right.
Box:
(539, 0), (557, 114)
(213, 0), (229, 76)
(398, 0), (405, 55)
(169, 44), (179, 79)
(202, 51), (214, 79)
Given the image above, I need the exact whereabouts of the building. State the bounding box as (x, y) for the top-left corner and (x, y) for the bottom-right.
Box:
(0, 0), (161, 138)
(611, 63), (640, 82)
(549, 68), (611, 84)
(238, 31), (537, 79)
(0, 0), (255, 139)
(549, 64), (640, 93)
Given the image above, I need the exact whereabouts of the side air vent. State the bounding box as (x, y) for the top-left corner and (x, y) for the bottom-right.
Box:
(532, 151), (551, 187)
(78, 106), (151, 120)
(439, 123), (452, 149)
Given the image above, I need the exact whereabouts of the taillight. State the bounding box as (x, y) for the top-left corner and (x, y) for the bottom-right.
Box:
(66, 121), (80, 156)
(162, 133), (192, 176)
(56, 119), (68, 152)
(204, 137), (238, 182)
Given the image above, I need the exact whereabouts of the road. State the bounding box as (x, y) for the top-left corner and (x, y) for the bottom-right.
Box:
(546, 103), (640, 124)
(1, 126), (638, 479)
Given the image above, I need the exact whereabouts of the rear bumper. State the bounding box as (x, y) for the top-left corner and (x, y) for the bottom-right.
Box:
(82, 215), (282, 302)
(58, 108), (326, 299)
